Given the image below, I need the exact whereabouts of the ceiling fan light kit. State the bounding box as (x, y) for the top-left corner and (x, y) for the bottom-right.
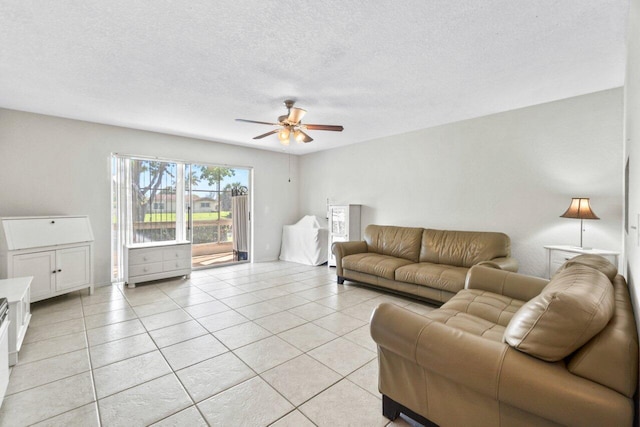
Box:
(236, 100), (344, 145)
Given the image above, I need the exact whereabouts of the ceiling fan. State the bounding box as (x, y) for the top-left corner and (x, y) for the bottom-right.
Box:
(236, 100), (344, 145)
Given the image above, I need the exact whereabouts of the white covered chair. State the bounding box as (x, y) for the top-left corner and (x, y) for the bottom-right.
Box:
(279, 215), (329, 266)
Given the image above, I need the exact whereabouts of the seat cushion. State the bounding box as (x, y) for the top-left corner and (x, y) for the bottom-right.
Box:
(440, 289), (525, 327)
(342, 253), (413, 280)
(425, 309), (506, 342)
(504, 264), (615, 362)
(395, 262), (468, 293)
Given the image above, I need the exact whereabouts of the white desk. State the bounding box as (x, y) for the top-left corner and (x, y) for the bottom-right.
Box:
(0, 276), (32, 365)
(544, 245), (620, 279)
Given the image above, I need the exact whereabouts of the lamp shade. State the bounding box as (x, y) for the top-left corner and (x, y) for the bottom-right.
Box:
(560, 198), (599, 220)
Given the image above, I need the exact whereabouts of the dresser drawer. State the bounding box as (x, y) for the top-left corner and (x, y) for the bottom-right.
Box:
(128, 249), (164, 265)
(129, 262), (164, 277)
(163, 259), (191, 271)
(163, 246), (191, 261)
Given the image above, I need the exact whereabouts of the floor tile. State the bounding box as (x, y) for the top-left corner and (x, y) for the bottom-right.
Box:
(278, 323), (338, 352)
(267, 294), (310, 310)
(197, 377), (293, 426)
(133, 300), (181, 318)
(254, 311), (307, 334)
(81, 299), (130, 316)
(84, 307), (138, 330)
(149, 320), (208, 348)
(343, 324), (378, 352)
(31, 402), (100, 427)
(176, 352), (255, 402)
(236, 301), (284, 320)
(308, 337), (376, 376)
(161, 334), (227, 370)
(28, 306), (84, 328)
(93, 350), (172, 398)
(182, 300), (229, 318)
(270, 410), (316, 427)
(23, 317), (86, 344)
(347, 359), (380, 399)
(234, 336), (302, 373)
(313, 312), (367, 336)
(150, 406), (208, 427)
(171, 292), (215, 307)
(299, 379), (387, 427)
(89, 333), (157, 368)
(0, 372), (95, 426)
(139, 308), (192, 331)
(213, 321), (272, 349)
(98, 374), (192, 427)
(287, 301), (336, 321)
(262, 354), (342, 405)
(197, 310), (249, 332)
(87, 318), (146, 346)
(7, 349), (90, 395)
(220, 293), (263, 308)
(18, 331), (87, 364)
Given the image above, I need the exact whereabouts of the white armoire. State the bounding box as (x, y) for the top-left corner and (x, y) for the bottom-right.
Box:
(328, 205), (361, 267)
(0, 216), (94, 302)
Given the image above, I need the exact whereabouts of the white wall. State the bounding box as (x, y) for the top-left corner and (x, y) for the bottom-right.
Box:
(624, 0), (640, 327)
(299, 89), (623, 277)
(0, 109), (300, 285)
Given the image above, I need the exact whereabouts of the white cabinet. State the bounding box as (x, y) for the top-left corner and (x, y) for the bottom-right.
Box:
(0, 216), (94, 302)
(328, 205), (361, 267)
(125, 241), (192, 287)
(0, 317), (8, 406)
(0, 277), (31, 365)
(544, 245), (620, 279)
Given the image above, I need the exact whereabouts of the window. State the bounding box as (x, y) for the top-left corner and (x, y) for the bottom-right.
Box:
(153, 202), (165, 210)
(201, 202), (210, 208)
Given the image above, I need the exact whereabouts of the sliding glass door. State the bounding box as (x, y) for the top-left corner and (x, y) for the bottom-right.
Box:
(111, 155), (251, 281)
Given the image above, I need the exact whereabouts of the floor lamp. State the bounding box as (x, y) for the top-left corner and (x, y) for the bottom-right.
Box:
(560, 198), (599, 249)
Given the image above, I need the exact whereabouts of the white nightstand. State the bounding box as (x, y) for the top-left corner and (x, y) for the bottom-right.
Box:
(0, 276), (32, 365)
(544, 245), (620, 279)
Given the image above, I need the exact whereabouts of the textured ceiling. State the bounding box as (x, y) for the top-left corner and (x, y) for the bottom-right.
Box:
(0, 1), (630, 155)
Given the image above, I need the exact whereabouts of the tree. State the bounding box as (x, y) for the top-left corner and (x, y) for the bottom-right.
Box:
(131, 161), (175, 223)
(221, 181), (244, 211)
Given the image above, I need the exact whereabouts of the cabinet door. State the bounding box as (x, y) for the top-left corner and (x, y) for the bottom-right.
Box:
(56, 246), (91, 291)
(12, 251), (55, 300)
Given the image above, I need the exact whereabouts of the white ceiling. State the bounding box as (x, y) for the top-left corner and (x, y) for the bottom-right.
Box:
(0, 1), (630, 155)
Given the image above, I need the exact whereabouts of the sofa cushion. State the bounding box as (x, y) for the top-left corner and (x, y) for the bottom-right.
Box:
(554, 254), (618, 282)
(426, 308), (506, 342)
(342, 253), (413, 280)
(364, 225), (424, 262)
(504, 264), (615, 362)
(395, 262), (468, 293)
(439, 289), (525, 327)
(419, 229), (510, 267)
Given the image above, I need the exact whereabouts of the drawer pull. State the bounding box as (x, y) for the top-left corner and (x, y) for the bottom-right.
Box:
(52, 270), (56, 274)
(51, 220), (55, 224)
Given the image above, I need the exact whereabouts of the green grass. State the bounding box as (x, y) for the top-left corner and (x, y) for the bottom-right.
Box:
(145, 212), (231, 221)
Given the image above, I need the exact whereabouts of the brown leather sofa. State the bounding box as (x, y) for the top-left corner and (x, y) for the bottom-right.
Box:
(332, 224), (517, 303)
(370, 255), (639, 427)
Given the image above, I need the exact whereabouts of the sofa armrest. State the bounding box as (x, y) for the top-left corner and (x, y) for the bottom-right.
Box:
(465, 265), (548, 302)
(371, 303), (633, 426)
(477, 256), (519, 272)
(331, 241), (368, 277)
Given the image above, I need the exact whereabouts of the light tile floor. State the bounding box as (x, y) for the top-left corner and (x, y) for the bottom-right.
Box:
(1, 261), (435, 426)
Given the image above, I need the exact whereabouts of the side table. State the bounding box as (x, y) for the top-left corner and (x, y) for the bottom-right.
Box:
(544, 245), (620, 279)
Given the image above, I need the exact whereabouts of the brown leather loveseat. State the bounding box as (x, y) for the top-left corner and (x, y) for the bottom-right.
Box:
(332, 224), (517, 303)
(371, 255), (638, 426)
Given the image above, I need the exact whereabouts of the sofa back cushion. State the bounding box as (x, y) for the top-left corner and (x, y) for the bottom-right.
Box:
(504, 264), (614, 362)
(554, 254), (618, 282)
(419, 229), (511, 267)
(364, 225), (423, 262)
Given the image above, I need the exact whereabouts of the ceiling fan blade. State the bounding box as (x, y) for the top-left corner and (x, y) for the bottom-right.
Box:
(299, 130), (313, 143)
(303, 124), (344, 132)
(236, 118), (280, 126)
(253, 130), (278, 139)
(287, 107), (306, 124)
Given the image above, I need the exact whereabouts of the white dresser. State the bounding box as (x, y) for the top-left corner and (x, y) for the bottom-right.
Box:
(328, 205), (361, 267)
(544, 245), (620, 279)
(0, 276), (31, 365)
(125, 241), (192, 287)
(0, 216), (94, 302)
